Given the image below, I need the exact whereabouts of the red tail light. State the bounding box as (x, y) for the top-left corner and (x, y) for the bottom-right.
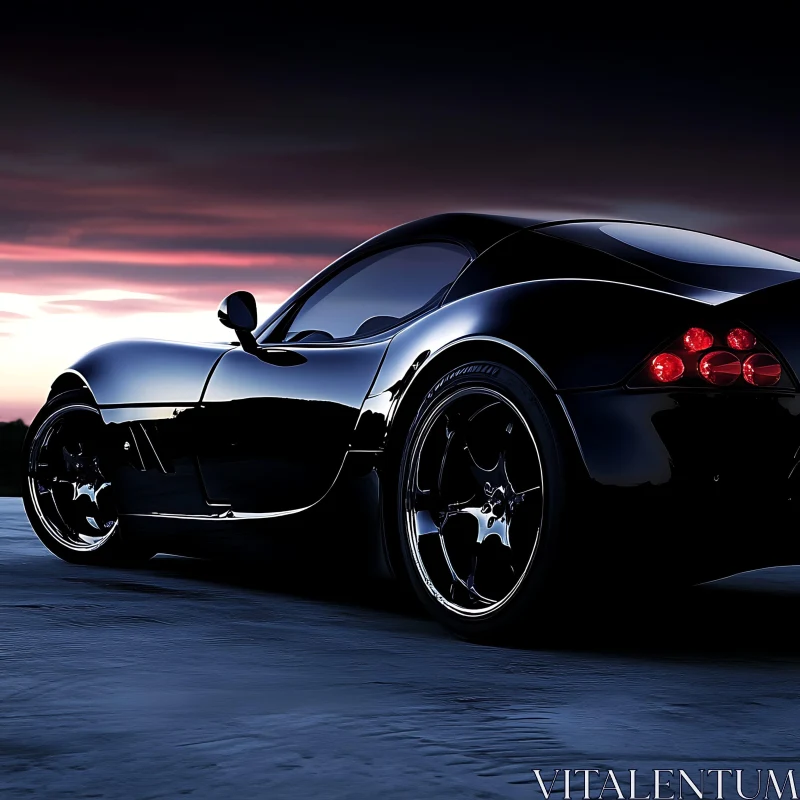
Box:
(699, 351), (741, 386)
(683, 327), (714, 352)
(631, 323), (788, 389)
(650, 353), (684, 383)
(743, 353), (781, 386)
(727, 328), (757, 351)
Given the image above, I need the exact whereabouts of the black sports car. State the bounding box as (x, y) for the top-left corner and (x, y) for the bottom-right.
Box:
(21, 212), (800, 638)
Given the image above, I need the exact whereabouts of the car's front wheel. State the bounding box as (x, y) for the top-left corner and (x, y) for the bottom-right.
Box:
(22, 391), (153, 565)
(396, 361), (572, 641)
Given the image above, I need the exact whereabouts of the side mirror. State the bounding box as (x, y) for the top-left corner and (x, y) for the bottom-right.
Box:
(218, 290), (257, 331)
(218, 291), (258, 353)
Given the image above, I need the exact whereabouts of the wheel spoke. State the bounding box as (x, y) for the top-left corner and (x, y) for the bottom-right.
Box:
(464, 555), (497, 606)
(508, 484), (541, 516)
(29, 454), (58, 480)
(438, 533), (463, 585)
(446, 507), (510, 548)
(438, 411), (484, 502)
(440, 539), (496, 607)
(461, 441), (493, 491)
(414, 510), (441, 537)
(61, 445), (84, 473)
(437, 414), (460, 494)
(459, 423), (515, 500)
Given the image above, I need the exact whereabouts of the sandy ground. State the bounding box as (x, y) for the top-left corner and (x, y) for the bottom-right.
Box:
(1, 496), (799, 799)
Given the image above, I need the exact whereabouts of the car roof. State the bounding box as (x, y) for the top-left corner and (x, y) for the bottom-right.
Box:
(358, 212), (550, 257)
(363, 212), (683, 258)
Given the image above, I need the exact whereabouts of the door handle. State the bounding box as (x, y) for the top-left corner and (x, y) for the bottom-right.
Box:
(255, 348), (307, 366)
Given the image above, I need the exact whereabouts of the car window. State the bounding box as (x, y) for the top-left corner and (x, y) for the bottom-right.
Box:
(283, 242), (470, 342)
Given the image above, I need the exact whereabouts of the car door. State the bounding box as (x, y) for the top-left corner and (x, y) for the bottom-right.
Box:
(197, 241), (470, 514)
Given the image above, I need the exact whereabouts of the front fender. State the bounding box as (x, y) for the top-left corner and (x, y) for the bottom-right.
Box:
(59, 339), (234, 406)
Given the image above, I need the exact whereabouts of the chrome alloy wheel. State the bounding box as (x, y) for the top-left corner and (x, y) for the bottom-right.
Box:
(27, 404), (119, 552)
(403, 387), (544, 617)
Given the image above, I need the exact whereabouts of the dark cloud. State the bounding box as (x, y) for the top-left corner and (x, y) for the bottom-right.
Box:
(0, 29), (798, 304)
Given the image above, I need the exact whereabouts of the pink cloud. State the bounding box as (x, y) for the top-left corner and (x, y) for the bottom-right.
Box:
(0, 242), (317, 268)
(0, 174), (392, 239)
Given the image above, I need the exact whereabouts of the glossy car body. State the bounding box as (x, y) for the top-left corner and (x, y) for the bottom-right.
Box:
(37, 213), (800, 584)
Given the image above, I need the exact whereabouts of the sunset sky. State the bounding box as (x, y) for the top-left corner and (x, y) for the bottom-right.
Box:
(1, 28), (798, 422)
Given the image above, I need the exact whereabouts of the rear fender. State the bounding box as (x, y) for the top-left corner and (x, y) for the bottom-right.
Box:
(352, 279), (709, 453)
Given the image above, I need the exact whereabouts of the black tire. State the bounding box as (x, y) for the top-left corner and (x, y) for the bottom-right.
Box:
(22, 391), (154, 566)
(393, 361), (573, 641)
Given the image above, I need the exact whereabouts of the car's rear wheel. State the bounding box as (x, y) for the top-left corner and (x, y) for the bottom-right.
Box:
(22, 391), (154, 565)
(396, 361), (571, 641)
